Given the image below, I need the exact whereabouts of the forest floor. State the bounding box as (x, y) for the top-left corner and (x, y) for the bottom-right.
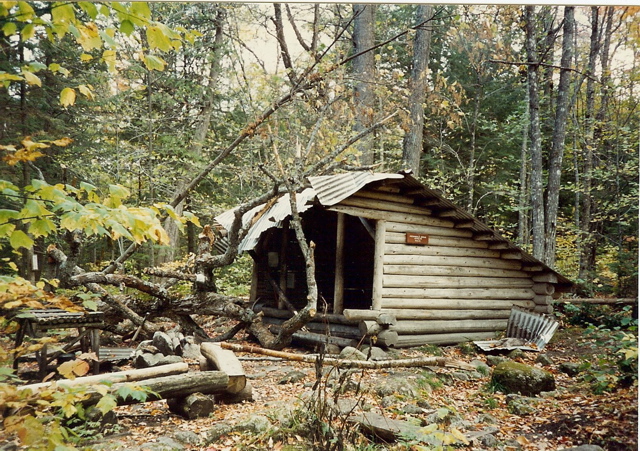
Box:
(6, 321), (638, 450)
(84, 322), (638, 451)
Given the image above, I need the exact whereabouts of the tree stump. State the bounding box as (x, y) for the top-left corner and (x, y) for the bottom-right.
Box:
(167, 392), (215, 419)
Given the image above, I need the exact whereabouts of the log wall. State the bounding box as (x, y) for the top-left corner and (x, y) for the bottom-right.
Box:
(329, 188), (550, 347)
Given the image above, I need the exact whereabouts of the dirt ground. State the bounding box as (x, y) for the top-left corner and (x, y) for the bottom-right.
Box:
(93, 324), (638, 451)
(6, 322), (638, 450)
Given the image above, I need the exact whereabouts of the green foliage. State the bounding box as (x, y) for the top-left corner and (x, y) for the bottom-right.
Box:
(558, 303), (637, 330)
(397, 407), (469, 450)
(578, 325), (638, 394)
(215, 253), (252, 297)
(455, 341), (477, 356)
(416, 371), (444, 393)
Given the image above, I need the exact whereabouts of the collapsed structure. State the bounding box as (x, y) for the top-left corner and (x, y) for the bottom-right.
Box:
(216, 172), (572, 347)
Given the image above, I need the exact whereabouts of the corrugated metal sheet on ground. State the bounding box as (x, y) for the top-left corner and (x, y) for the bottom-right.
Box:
(474, 306), (559, 352)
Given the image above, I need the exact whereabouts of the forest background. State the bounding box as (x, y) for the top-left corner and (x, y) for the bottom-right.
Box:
(0, 2), (638, 311)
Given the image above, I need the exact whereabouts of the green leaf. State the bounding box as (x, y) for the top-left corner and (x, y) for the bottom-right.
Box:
(20, 23), (35, 40)
(143, 54), (166, 71)
(130, 2), (152, 21)
(78, 2), (99, 19)
(16, 2), (35, 21)
(18, 416), (44, 446)
(51, 2), (76, 26)
(146, 25), (173, 52)
(28, 218), (56, 238)
(60, 87), (76, 107)
(119, 19), (134, 35)
(9, 230), (33, 250)
(96, 394), (118, 415)
(116, 383), (148, 402)
(2, 22), (16, 36)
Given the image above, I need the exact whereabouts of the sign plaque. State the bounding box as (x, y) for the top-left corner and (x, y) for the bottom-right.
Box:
(406, 233), (429, 245)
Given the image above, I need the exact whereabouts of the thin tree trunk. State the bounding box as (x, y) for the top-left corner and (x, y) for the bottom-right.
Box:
(352, 4), (377, 166)
(524, 6), (545, 261)
(517, 92), (530, 248)
(402, 4), (433, 175)
(544, 6), (575, 267)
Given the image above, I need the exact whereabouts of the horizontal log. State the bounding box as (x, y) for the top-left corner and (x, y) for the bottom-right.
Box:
(559, 298), (637, 305)
(254, 306), (358, 325)
(533, 305), (554, 314)
(382, 309), (511, 320)
(381, 287), (535, 300)
(20, 363), (189, 393)
(328, 205), (455, 228)
(386, 232), (489, 249)
(381, 298), (536, 310)
(383, 263), (529, 279)
(385, 243), (501, 259)
(382, 274), (534, 289)
(533, 295), (553, 305)
(501, 251), (522, 260)
(339, 196), (432, 216)
(394, 332), (498, 347)
(353, 190), (415, 204)
(390, 319), (507, 334)
(377, 313), (397, 326)
(532, 273), (558, 283)
(386, 221), (472, 238)
(383, 254), (522, 271)
(360, 320), (384, 336)
(488, 242), (510, 249)
(532, 283), (555, 296)
(262, 317), (362, 339)
(375, 329), (399, 347)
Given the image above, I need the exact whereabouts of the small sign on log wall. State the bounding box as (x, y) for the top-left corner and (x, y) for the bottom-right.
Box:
(406, 233), (429, 245)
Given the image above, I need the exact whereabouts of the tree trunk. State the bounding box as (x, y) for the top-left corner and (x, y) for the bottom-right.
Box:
(352, 4), (377, 166)
(517, 91), (530, 247)
(402, 4), (433, 175)
(544, 6), (575, 267)
(524, 6), (545, 261)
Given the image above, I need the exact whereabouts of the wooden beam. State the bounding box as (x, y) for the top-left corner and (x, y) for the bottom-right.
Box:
(386, 221), (472, 238)
(353, 190), (414, 204)
(488, 242), (510, 250)
(532, 273), (558, 283)
(339, 197), (431, 216)
(532, 283), (555, 296)
(473, 231), (496, 241)
(200, 343), (247, 394)
(453, 220), (475, 229)
(381, 298), (535, 310)
(383, 263), (528, 278)
(372, 220), (386, 310)
(386, 232), (489, 249)
(391, 319), (508, 334)
(394, 331), (497, 347)
(381, 287), (535, 300)
(501, 251), (522, 260)
(328, 205), (455, 228)
(383, 254), (523, 270)
(333, 212), (345, 314)
(384, 243), (501, 259)
(382, 274), (534, 289)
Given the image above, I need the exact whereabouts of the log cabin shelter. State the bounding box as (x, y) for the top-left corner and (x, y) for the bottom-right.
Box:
(214, 171), (573, 348)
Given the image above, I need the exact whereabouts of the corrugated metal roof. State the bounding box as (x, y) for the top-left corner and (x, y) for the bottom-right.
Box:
(214, 188), (316, 253)
(308, 172), (403, 206)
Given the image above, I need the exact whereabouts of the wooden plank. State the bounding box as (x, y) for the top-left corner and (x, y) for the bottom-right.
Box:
(339, 196), (431, 215)
(386, 231), (489, 249)
(382, 274), (534, 289)
(386, 221), (473, 237)
(381, 287), (535, 300)
(383, 264), (529, 279)
(353, 190), (414, 204)
(381, 298), (535, 310)
(344, 308), (511, 321)
(328, 204), (455, 228)
(200, 343), (247, 394)
(391, 319), (508, 334)
(372, 219), (385, 311)
(333, 212), (345, 314)
(383, 254), (523, 270)
(394, 332), (497, 347)
(384, 243), (501, 259)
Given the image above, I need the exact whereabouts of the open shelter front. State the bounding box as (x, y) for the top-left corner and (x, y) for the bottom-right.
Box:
(215, 172), (573, 348)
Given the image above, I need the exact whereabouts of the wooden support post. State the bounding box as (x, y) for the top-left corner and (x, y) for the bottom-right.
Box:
(278, 219), (289, 309)
(372, 220), (386, 311)
(333, 212), (345, 314)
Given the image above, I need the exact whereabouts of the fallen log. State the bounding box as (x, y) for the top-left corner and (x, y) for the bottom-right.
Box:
(19, 362), (189, 393)
(80, 371), (229, 406)
(167, 392), (215, 419)
(200, 343), (247, 394)
(560, 298), (637, 305)
(219, 343), (474, 371)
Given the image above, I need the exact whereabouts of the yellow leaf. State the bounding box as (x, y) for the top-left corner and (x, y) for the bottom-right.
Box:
(21, 70), (40, 86)
(77, 83), (94, 100)
(60, 87), (76, 107)
(80, 53), (93, 62)
(51, 137), (73, 147)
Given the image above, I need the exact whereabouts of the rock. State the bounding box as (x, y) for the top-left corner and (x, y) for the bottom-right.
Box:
(139, 436), (184, 450)
(402, 403), (424, 415)
(417, 398), (432, 409)
(507, 348), (525, 359)
(360, 346), (390, 361)
(559, 362), (582, 377)
(153, 331), (174, 356)
(335, 398), (360, 415)
(235, 415), (272, 434)
(380, 395), (396, 408)
(486, 355), (508, 367)
(491, 361), (555, 396)
(470, 359), (491, 376)
(157, 355), (184, 366)
(324, 344), (341, 355)
(373, 376), (418, 398)
(506, 394), (539, 415)
(205, 423), (233, 443)
(536, 353), (554, 366)
(452, 371), (469, 381)
(85, 405), (118, 432)
(136, 340), (159, 354)
(476, 413), (498, 424)
(171, 430), (201, 446)
(479, 433), (499, 447)
(339, 346), (367, 361)
(134, 352), (162, 369)
(279, 370), (306, 384)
